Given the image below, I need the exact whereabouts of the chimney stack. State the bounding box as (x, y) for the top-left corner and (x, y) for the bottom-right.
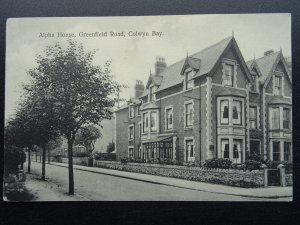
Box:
(264, 49), (274, 56)
(155, 57), (167, 75)
(134, 80), (144, 98)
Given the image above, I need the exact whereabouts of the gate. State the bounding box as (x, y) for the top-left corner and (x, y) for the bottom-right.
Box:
(267, 169), (280, 186)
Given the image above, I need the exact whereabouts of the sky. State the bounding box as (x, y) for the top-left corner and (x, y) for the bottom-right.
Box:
(5, 14), (291, 151)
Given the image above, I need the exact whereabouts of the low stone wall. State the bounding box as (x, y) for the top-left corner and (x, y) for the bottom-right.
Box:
(94, 160), (265, 188)
(285, 173), (293, 186)
(61, 157), (89, 166)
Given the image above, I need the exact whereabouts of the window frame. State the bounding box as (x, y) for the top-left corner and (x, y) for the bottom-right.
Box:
(150, 111), (158, 132)
(283, 108), (290, 130)
(165, 106), (174, 131)
(185, 69), (194, 90)
(249, 106), (258, 129)
(128, 125), (134, 140)
(271, 107), (280, 130)
(272, 141), (280, 161)
(184, 136), (195, 162)
(128, 146), (134, 159)
(274, 76), (282, 96)
(184, 100), (194, 128)
(142, 112), (149, 133)
(128, 104), (134, 118)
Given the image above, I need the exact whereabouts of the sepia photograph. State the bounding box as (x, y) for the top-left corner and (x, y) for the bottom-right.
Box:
(4, 14), (292, 201)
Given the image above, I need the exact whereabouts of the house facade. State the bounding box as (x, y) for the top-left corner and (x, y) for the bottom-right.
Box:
(115, 36), (292, 164)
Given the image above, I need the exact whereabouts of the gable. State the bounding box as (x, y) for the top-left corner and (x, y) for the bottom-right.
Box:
(211, 42), (252, 88)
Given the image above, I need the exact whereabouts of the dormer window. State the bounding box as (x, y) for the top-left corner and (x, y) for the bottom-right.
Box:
(149, 85), (155, 102)
(129, 105), (134, 118)
(185, 70), (193, 90)
(224, 64), (234, 86)
(251, 74), (257, 92)
(274, 76), (282, 95)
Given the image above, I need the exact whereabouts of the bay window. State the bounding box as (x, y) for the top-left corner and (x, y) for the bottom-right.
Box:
(220, 100), (229, 124)
(271, 107), (280, 129)
(150, 111), (157, 132)
(143, 112), (148, 132)
(232, 100), (242, 125)
(221, 139), (229, 159)
(283, 108), (290, 129)
(284, 142), (291, 161)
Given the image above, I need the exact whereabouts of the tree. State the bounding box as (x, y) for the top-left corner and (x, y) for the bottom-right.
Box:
(4, 145), (26, 178)
(106, 141), (115, 154)
(25, 39), (125, 194)
(75, 126), (101, 166)
(46, 137), (63, 163)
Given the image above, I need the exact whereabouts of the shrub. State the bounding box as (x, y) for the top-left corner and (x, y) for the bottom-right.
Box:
(203, 158), (232, 169)
(243, 160), (262, 171)
(94, 152), (116, 161)
(246, 152), (261, 162)
(74, 151), (89, 157)
(160, 158), (177, 165)
(120, 157), (129, 163)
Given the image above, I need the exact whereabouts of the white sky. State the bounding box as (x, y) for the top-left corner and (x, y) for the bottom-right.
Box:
(5, 14), (291, 120)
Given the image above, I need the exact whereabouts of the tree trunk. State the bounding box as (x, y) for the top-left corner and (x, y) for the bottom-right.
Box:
(67, 138), (75, 195)
(41, 145), (46, 180)
(28, 147), (31, 173)
(48, 148), (51, 164)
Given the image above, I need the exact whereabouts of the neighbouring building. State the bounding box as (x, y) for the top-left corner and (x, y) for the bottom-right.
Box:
(115, 36), (292, 164)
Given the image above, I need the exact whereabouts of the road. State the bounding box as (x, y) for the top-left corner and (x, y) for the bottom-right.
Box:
(26, 162), (289, 201)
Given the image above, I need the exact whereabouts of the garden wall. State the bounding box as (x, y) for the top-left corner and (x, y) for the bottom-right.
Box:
(60, 157), (89, 166)
(94, 160), (265, 188)
(285, 173), (293, 186)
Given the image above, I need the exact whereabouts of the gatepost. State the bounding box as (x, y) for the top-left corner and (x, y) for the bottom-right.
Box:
(277, 164), (286, 187)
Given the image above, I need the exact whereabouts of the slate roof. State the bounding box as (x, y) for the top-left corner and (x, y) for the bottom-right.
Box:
(140, 101), (160, 111)
(268, 97), (292, 105)
(156, 36), (233, 92)
(246, 51), (281, 84)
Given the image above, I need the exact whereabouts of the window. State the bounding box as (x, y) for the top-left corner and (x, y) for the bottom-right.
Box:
(272, 107), (280, 129)
(283, 108), (290, 129)
(129, 105), (134, 118)
(138, 145), (142, 159)
(185, 70), (193, 90)
(250, 106), (257, 129)
(129, 126), (134, 140)
(221, 139), (229, 159)
(138, 122), (142, 137)
(137, 105), (141, 116)
(149, 86), (155, 102)
(220, 100), (229, 124)
(185, 139), (194, 162)
(128, 147), (134, 159)
(284, 142), (291, 161)
(150, 111), (157, 132)
(274, 76), (282, 95)
(185, 102), (193, 127)
(166, 107), (173, 130)
(251, 74), (257, 92)
(250, 140), (260, 157)
(272, 142), (280, 161)
(143, 113), (148, 132)
(232, 100), (242, 125)
(224, 64), (234, 86)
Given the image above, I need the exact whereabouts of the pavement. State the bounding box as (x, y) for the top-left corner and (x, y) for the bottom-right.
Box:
(46, 161), (292, 199)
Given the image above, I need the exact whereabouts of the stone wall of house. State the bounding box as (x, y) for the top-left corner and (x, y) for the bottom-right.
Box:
(94, 160), (265, 188)
(115, 107), (129, 160)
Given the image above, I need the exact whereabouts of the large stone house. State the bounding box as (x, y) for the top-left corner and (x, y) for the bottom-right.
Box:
(115, 36), (292, 164)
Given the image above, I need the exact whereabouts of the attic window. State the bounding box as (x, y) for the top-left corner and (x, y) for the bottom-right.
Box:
(185, 70), (193, 90)
(224, 64), (234, 86)
(149, 85), (156, 102)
